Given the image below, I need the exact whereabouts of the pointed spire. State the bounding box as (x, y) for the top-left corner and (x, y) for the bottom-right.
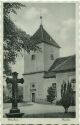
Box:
(40, 15), (43, 40)
(40, 15), (42, 25)
(40, 9), (43, 25)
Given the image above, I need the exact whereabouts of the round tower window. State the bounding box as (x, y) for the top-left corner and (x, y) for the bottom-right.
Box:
(32, 84), (35, 88)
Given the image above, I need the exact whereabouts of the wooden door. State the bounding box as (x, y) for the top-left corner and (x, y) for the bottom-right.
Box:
(32, 93), (35, 102)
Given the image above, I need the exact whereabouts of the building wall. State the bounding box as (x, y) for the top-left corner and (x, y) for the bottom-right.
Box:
(23, 42), (59, 102)
(23, 72), (56, 102)
(24, 43), (44, 74)
(23, 71), (75, 103)
(24, 43), (60, 74)
(44, 44), (60, 71)
(23, 40), (75, 103)
(23, 73), (44, 102)
(56, 71), (75, 101)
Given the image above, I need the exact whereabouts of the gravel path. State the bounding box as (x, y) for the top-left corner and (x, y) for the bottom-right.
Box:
(3, 102), (75, 116)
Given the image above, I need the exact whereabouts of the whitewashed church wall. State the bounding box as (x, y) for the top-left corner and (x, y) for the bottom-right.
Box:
(23, 72), (75, 102)
(24, 43), (60, 74)
(43, 43), (60, 71)
(23, 75), (31, 102)
(56, 71), (75, 101)
(24, 43), (44, 74)
(23, 73), (45, 102)
(23, 73), (57, 102)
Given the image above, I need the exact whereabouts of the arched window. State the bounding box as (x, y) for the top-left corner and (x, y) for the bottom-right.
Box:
(31, 54), (35, 60)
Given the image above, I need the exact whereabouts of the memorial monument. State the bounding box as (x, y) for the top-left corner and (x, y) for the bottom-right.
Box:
(6, 72), (24, 118)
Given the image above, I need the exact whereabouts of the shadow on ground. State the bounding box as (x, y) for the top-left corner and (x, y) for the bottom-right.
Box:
(23, 112), (76, 118)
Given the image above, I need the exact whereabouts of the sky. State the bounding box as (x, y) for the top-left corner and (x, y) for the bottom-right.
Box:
(10, 3), (76, 77)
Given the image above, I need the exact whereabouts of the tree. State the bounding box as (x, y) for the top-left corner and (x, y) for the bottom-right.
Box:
(3, 3), (39, 75)
(47, 85), (56, 103)
(61, 81), (73, 113)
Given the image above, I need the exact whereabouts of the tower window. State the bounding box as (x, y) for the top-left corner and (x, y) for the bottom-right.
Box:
(31, 54), (35, 60)
(32, 84), (35, 88)
(50, 54), (54, 60)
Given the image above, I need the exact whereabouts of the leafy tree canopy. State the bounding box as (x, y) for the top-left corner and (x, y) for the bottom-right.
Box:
(3, 3), (39, 75)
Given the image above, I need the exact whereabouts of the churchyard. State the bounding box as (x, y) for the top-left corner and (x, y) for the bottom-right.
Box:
(3, 102), (75, 118)
(3, 71), (76, 118)
(3, 3), (76, 119)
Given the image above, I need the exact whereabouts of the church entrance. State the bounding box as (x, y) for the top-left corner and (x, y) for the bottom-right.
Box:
(32, 93), (35, 102)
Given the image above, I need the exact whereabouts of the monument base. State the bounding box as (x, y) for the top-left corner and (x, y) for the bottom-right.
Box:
(10, 108), (20, 113)
(6, 112), (24, 118)
(6, 108), (24, 118)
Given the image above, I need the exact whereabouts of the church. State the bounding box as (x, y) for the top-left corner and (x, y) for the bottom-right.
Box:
(23, 17), (76, 103)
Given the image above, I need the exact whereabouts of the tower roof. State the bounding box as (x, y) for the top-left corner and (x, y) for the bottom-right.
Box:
(30, 24), (60, 48)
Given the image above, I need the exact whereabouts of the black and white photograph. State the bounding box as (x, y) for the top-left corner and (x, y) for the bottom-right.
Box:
(3, 2), (77, 119)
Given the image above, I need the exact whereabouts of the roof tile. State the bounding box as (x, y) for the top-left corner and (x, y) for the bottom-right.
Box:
(44, 55), (75, 78)
(30, 24), (60, 48)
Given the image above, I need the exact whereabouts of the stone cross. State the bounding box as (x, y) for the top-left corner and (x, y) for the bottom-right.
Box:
(6, 72), (24, 117)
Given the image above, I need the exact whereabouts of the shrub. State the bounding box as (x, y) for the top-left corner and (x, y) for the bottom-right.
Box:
(61, 81), (73, 113)
(56, 99), (62, 105)
(47, 86), (56, 103)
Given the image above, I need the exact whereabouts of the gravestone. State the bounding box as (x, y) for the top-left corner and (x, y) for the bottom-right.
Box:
(6, 72), (24, 118)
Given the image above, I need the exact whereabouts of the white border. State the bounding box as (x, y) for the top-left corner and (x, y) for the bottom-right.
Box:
(0, 0), (80, 124)
(78, 2), (80, 125)
(0, 2), (2, 125)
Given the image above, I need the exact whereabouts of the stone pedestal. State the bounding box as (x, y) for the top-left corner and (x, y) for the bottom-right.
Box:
(6, 108), (24, 118)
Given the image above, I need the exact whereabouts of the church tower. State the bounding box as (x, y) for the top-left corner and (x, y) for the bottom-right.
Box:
(23, 17), (60, 102)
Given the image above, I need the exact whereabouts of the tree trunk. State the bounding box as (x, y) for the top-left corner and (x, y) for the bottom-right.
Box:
(65, 108), (68, 113)
(51, 101), (53, 104)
